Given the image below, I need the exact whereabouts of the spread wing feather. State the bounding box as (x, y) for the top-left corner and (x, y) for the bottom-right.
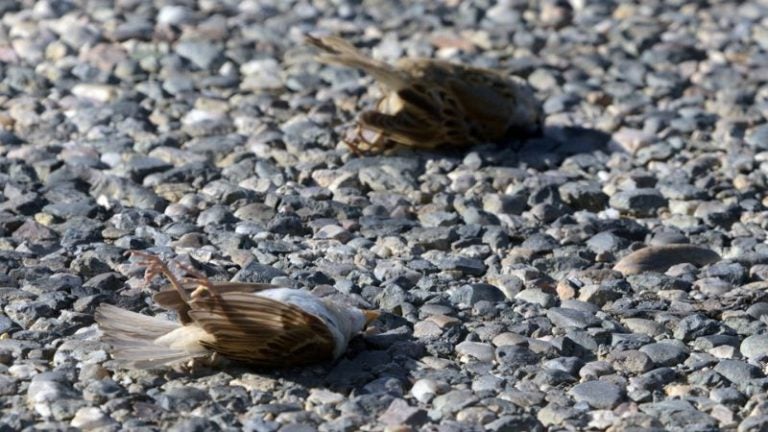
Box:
(187, 292), (336, 367)
(154, 282), (282, 324)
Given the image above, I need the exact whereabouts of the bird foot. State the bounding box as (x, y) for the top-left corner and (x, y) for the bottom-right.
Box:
(173, 352), (221, 374)
(127, 251), (218, 301)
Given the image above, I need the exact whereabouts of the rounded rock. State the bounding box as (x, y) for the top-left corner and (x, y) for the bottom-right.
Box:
(569, 380), (624, 409)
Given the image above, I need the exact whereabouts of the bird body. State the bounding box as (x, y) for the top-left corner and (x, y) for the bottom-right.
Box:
(308, 35), (543, 154)
(96, 253), (377, 369)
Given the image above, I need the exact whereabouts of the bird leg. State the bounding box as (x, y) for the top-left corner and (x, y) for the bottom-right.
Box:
(129, 251), (190, 302)
(344, 123), (389, 155)
(173, 352), (220, 374)
(175, 260), (218, 299)
(343, 124), (366, 155)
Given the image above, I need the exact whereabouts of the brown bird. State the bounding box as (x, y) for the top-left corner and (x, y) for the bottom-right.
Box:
(307, 34), (543, 155)
(96, 252), (379, 369)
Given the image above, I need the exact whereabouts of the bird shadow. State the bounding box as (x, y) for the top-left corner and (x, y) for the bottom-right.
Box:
(343, 124), (612, 171)
(181, 312), (422, 394)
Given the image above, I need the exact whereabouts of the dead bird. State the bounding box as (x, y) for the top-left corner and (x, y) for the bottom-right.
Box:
(96, 252), (379, 369)
(308, 34), (543, 155)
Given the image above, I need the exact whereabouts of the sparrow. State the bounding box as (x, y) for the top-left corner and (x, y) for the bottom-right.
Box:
(307, 34), (543, 155)
(95, 252), (379, 369)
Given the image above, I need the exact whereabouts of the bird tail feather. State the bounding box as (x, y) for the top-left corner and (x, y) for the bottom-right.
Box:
(307, 35), (407, 90)
(95, 304), (204, 369)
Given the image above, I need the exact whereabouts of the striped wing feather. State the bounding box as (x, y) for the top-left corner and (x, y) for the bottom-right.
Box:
(154, 282), (281, 324)
(187, 292), (336, 367)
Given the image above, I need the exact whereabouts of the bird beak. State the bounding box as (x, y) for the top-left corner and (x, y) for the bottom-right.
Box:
(363, 310), (380, 325)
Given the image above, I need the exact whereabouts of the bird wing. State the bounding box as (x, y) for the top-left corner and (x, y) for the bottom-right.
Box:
(359, 110), (440, 144)
(445, 76), (517, 139)
(445, 68), (541, 139)
(307, 35), (409, 91)
(154, 282), (282, 324)
(187, 292), (337, 367)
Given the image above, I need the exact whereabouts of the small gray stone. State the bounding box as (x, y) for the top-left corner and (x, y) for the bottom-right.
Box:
(745, 124), (768, 150)
(496, 345), (540, 367)
(569, 380), (623, 409)
(434, 256), (486, 275)
(739, 415), (768, 432)
(639, 341), (689, 367)
(451, 283), (505, 306)
(586, 231), (628, 254)
(522, 233), (559, 253)
(233, 261), (287, 283)
(431, 389), (478, 415)
(714, 360), (763, 384)
(614, 244), (720, 275)
(485, 415), (544, 432)
(314, 225), (352, 243)
(640, 399), (718, 430)
(515, 288), (555, 307)
(559, 181), (608, 211)
(741, 334), (768, 360)
(609, 188), (667, 217)
(710, 387), (745, 405)
(456, 341), (495, 362)
(673, 314), (723, 341)
(483, 193), (527, 215)
(176, 40), (221, 70)
(378, 399), (427, 426)
(70, 407), (115, 430)
(411, 379), (446, 403)
(546, 307), (600, 329)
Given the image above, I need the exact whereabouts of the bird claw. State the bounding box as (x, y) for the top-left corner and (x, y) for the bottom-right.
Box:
(185, 278), (215, 299)
(344, 123), (389, 156)
(127, 251), (218, 302)
(128, 251), (177, 287)
(176, 261), (218, 298)
(173, 353), (219, 374)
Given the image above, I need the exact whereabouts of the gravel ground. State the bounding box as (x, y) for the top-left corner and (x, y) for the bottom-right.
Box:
(1, 0), (768, 431)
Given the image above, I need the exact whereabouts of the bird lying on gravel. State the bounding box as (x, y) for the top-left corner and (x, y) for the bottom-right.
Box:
(96, 252), (379, 369)
(307, 34), (543, 155)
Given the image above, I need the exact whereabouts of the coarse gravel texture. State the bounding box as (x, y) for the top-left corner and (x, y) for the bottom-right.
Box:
(1, 0), (768, 431)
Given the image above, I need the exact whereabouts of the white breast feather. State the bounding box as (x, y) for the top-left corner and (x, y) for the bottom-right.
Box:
(255, 288), (349, 358)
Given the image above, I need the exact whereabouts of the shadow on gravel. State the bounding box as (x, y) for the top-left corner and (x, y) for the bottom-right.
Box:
(275, 312), (421, 391)
(346, 125), (612, 170)
(180, 312), (422, 393)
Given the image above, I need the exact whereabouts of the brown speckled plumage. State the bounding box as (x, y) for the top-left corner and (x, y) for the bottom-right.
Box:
(308, 35), (543, 155)
(96, 252), (378, 369)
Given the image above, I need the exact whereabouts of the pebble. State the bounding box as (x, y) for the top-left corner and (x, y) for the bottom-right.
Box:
(614, 244), (721, 275)
(740, 335), (768, 360)
(515, 288), (556, 307)
(411, 379), (445, 404)
(714, 360), (763, 385)
(455, 341), (495, 363)
(431, 390), (478, 415)
(0, 1), (765, 430)
(639, 341), (690, 367)
(745, 124), (768, 151)
(378, 399), (427, 426)
(609, 188), (668, 217)
(450, 283), (505, 306)
(546, 307), (600, 329)
(569, 381), (624, 409)
(70, 407), (115, 429)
